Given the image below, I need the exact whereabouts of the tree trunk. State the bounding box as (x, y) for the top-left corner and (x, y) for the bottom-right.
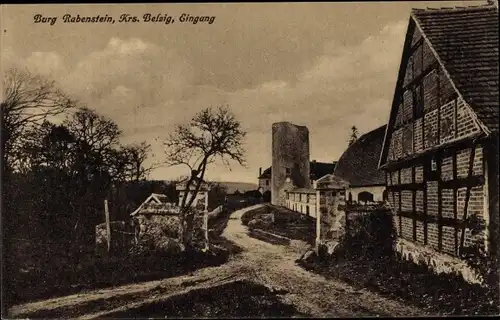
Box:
(183, 211), (195, 250)
(1, 164), (13, 314)
(179, 159), (208, 250)
(1, 113), (14, 312)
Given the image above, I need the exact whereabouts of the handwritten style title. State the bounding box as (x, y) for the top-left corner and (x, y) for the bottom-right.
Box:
(33, 13), (216, 26)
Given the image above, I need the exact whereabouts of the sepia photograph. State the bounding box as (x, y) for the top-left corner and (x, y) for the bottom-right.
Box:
(1, 1), (499, 318)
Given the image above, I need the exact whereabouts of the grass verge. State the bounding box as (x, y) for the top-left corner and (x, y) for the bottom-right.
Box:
(105, 280), (307, 318)
(297, 249), (498, 316)
(241, 205), (315, 245)
(8, 207), (242, 307)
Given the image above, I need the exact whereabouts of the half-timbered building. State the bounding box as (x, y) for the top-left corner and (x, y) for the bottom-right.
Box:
(378, 4), (499, 283)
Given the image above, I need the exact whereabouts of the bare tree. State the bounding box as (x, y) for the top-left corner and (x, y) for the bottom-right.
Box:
(1, 68), (75, 175)
(163, 105), (246, 248)
(1, 68), (74, 311)
(64, 107), (122, 154)
(123, 142), (157, 181)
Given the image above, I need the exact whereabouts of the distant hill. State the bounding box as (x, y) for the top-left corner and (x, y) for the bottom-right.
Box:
(214, 181), (258, 194)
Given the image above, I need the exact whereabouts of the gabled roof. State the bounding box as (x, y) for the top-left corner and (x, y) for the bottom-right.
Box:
(309, 161), (337, 180)
(288, 187), (316, 194)
(379, 4), (498, 168)
(149, 193), (170, 204)
(315, 174), (350, 190)
(259, 161), (336, 180)
(258, 167), (271, 179)
(335, 125), (387, 187)
(130, 193), (179, 216)
(411, 4), (499, 132)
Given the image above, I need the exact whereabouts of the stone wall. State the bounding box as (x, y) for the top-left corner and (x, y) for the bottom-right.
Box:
(132, 214), (184, 253)
(395, 237), (483, 285)
(319, 191), (346, 241)
(271, 122), (310, 206)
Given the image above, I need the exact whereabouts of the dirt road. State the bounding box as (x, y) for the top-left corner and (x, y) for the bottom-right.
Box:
(8, 204), (423, 318)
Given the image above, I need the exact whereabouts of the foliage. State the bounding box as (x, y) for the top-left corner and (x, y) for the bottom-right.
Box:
(244, 189), (262, 199)
(10, 247), (233, 308)
(1, 68), (156, 309)
(459, 214), (497, 293)
(7, 107), (155, 246)
(207, 182), (228, 211)
(298, 207), (498, 316)
(341, 208), (396, 260)
(1, 68), (76, 176)
(348, 125), (359, 146)
(262, 190), (271, 202)
(163, 105), (246, 248)
(299, 253), (498, 316)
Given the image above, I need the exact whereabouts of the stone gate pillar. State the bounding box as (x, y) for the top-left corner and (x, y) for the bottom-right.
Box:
(314, 174), (349, 246)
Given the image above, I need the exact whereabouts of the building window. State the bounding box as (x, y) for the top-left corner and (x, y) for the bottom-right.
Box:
(285, 167), (291, 174)
(431, 158), (437, 172)
(426, 156), (440, 181)
(266, 180), (270, 186)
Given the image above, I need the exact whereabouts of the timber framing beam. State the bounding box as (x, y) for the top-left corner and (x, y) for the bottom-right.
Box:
(386, 175), (484, 192)
(398, 210), (474, 229)
(381, 133), (486, 171)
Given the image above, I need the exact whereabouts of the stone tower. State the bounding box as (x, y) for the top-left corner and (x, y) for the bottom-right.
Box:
(271, 122), (310, 206)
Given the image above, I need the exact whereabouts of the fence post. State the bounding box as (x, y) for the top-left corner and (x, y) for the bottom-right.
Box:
(105, 199), (111, 253)
(204, 209), (209, 251)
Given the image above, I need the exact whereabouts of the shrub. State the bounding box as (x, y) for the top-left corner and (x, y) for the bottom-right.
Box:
(341, 208), (395, 260)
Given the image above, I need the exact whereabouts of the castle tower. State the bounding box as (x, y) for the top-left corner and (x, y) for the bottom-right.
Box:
(271, 122), (310, 206)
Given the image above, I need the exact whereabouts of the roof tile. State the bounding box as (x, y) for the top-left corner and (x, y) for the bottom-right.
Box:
(412, 5), (499, 131)
(334, 125), (387, 187)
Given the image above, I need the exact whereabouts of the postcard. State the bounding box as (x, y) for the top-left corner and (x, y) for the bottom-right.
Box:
(1, 1), (499, 318)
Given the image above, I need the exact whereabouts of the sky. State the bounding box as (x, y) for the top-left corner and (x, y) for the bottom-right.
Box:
(1, 1), (484, 183)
